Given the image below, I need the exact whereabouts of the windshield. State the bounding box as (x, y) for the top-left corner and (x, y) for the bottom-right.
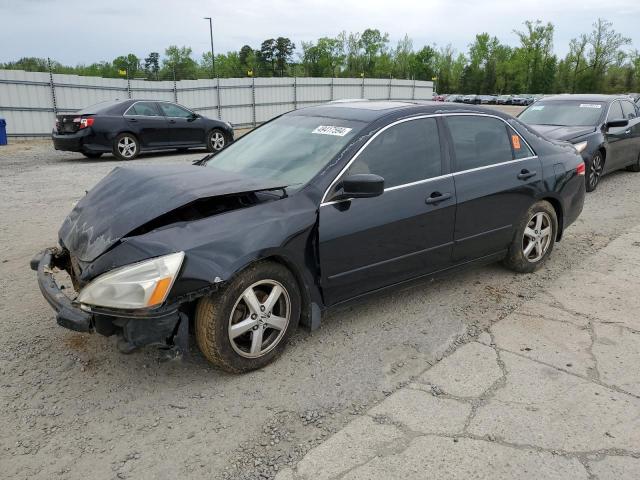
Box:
(206, 115), (364, 189)
(519, 100), (606, 126)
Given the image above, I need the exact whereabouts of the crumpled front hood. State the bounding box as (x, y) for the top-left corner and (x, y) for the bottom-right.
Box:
(59, 164), (286, 262)
(529, 124), (596, 142)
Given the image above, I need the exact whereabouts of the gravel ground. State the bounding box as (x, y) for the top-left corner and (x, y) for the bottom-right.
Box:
(2, 115), (640, 479)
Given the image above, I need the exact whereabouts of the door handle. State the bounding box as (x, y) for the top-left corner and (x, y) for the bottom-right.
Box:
(425, 192), (452, 204)
(168, 119), (176, 124)
(517, 169), (537, 180)
(126, 118), (138, 123)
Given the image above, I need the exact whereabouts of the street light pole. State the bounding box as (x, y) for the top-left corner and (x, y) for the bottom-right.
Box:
(204, 17), (215, 78)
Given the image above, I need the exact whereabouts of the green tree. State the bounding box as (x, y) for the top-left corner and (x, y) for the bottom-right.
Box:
(274, 37), (295, 76)
(513, 20), (556, 93)
(113, 54), (140, 77)
(358, 28), (389, 76)
(144, 52), (160, 80)
(162, 45), (198, 80)
(584, 18), (631, 91)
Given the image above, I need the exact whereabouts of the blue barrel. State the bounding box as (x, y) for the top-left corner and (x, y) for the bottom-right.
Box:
(0, 118), (7, 145)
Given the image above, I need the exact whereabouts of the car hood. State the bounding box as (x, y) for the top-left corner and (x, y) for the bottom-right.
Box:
(529, 124), (596, 142)
(59, 165), (287, 262)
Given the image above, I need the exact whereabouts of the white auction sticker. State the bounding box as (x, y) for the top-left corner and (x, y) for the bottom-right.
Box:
(579, 104), (602, 108)
(312, 125), (352, 136)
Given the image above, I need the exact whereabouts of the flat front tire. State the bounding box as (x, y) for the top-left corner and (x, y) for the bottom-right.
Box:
(113, 133), (140, 160)
(195, 261), (300, 373)
(503, 201), (558, 274)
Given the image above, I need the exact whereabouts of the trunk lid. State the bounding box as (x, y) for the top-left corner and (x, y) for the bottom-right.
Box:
(59, 165), (287, 262)
(55, 114), (82, 134)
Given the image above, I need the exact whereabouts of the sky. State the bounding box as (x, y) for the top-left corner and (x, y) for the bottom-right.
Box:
(0, 0), (638, 65)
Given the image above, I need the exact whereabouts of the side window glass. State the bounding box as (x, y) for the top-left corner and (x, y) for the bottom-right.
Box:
(446, 116), (514, 171)
(621, 101), (637, 120)
(607, 102), (624, 122)
(129, 102), (160, 116)
(160, 103), (193, 118)
(510, 131), (535, 159)
(344, 118), (442, 190)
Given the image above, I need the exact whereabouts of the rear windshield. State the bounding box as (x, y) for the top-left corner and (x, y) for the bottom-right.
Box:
(206, 115), (365, 189)
(518, 100), (606, 126)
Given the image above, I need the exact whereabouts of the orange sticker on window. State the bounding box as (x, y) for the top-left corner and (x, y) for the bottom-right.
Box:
(512, 134), (521, 149)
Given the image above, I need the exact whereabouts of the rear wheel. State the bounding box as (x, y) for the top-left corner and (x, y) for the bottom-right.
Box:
(82, 152), (102, 159)
(113, 133), (139, 160)
(195, 261), (300, 372)
(206, 129), (227, 153)
(503, 201), (557, 273)
(586, 151), (604, 192)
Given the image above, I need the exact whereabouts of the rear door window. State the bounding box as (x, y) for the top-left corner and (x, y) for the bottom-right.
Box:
(345, 117), (442, 189)
(126, 102), (161, 116)
(445, 116), (515, 172)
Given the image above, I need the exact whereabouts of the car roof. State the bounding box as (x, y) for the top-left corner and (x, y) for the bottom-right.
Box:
(290, 100), (512, 122)
(538, 94), (626, 103)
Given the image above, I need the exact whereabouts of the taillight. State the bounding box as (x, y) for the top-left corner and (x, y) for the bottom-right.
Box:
(79, 117), (94, 129)
(576, 162), (586, 176)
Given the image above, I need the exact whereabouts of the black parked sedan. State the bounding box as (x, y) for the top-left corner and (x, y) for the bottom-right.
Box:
(52, 99), (234, 160)
(518, 94), (640, 191)
(33, 101), (585, 372)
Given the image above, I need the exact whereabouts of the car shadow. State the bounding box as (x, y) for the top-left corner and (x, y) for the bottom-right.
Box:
(56, 148), (209, 165)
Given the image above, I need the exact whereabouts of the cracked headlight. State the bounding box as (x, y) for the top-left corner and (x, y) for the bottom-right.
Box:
(573, 141), (588, 154)
(78, 252), (184, 310)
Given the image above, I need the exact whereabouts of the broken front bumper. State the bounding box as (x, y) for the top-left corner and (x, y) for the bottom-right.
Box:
(31, 249), (181, 348)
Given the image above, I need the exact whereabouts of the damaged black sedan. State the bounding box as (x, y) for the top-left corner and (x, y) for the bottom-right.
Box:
(33, 101), (585, 372)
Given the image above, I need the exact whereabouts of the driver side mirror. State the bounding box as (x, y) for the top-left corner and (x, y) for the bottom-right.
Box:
(606, 119), (629, 130)
(334, 174), (384, 201)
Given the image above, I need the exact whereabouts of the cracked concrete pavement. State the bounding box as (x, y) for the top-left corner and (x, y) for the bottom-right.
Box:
(277, 227), (640, 480)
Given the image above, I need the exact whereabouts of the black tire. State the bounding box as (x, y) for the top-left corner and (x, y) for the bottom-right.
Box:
(195, 261), (301, 373)
(113, 133), (140, 160)
(503, 201), (558, 274)
(585, 151), (604, 192)
(82, 152), (102, 159)
(206, 129), (228, 153)
(626, 152), (640, 172)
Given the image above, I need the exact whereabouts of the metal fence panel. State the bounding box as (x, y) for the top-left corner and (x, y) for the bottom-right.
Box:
(0, 69), (433, 136)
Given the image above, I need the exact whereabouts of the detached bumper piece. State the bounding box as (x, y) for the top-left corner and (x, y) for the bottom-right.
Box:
(32, 249), (92, 332)
(31, 249), (181, 349)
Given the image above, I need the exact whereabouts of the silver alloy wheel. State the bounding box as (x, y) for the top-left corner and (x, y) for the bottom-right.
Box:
(522, 212), (553, 263)
(210, 131), (225, 151)
(228, 279), (291, 358)
(589, 153), (603, 189)
(117, 136), (137, 159)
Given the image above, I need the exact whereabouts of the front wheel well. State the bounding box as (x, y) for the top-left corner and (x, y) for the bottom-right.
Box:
(233, 256), (311, 328)
(540, 197), (564, 241)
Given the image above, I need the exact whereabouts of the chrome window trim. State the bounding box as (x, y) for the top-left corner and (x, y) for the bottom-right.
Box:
(320, 111), (537, 207)
(452, 155), (538, 176)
